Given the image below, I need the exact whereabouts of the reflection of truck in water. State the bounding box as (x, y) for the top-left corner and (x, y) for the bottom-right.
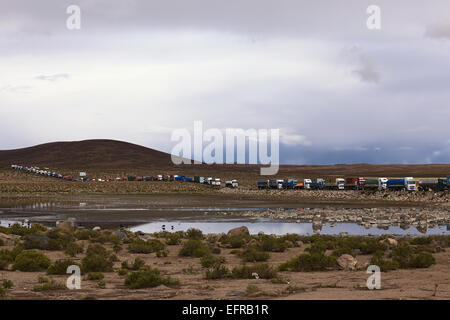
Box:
(387, 177), (416, 191)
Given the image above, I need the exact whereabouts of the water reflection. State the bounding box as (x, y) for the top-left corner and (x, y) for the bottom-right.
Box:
(130, 221), (449, 236)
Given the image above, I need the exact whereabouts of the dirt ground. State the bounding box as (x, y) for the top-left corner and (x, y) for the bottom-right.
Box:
(1, 235), (449, 300)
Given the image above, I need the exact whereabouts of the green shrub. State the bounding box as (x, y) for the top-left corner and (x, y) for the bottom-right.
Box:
(409, 252), (436, 268)
(304, 241), (328, 255)
(186, 228), (203, 240)
(179, 239), (210, 257)
(156, 250), (168, 257)
(205, 265), (230, 279)
(128, 239), (165, 254)
(2, 279), (13, 289)
(391, 245), (415, 268)
(0, 287), (6, 299)
(64, 243), (84, 257)
(258, 235), (288, 252)
(0, 238), (4, 246)
(369, 251), (399, 272)
(279, 253), (336, 272)
(87, 272), (104, 280)
(239, 247), (270, 262)
(410, 237), (433, 245)
(33, 279), (66, 291)
(228, 236), (247, 248)
(124, 268), (179, 289)
(200, 255), (225, 268)
(118, 269), (128, 276)
(231, 263), (277, 279)
(97, 280), (106, 289)
(121, 257), (146, 270)
(12, 250), (51, 272)
(47, 259), (79, 275)
(166, 233), (181, 245)
(81, 245), (114, 273)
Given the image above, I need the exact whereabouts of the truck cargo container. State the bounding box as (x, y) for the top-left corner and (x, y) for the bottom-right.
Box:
(310, 178), (325, 190)
(325, 178), (345, 190)
(344, 177), (365, 190)
(418, 178), (447, 191)
(387, 177), (416, 191)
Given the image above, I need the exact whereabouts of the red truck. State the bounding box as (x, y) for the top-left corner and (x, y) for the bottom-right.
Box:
(344, 177), (365, 190)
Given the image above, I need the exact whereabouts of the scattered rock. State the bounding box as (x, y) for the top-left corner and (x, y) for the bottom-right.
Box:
(227, 226), (250, 237)
(92, 226), (101, 231)
(336, 254), (358, 270)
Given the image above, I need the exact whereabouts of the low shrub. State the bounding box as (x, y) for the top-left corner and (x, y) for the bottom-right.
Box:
(64, 243), (84, 257)
(231, 263), (277, 279)
(279, 253), (336, 272)
(47, 259), (79, 275)
(124, 268), (179, 289)
(156, 250), (168, 257)
(369, 252), (399, 272)
(239, 247), (270, 262)
(121, 257), (146, 270)
(258, 235), (288, 252)
(165, 233), (181, 245)
(200, 255), (225, 268)
(410, 252), (435, 268)
(186, 228), (203, 240)
(128, 239), (165, 254)
(2, 279), (13, 289)
(81, 245), (114, 273)
(179, 239), (210, 257)
(33, 279), (66, 291)
(87, 272), (104, 280)
(12, 250), (51, 272)
(205, 265), (230, 279)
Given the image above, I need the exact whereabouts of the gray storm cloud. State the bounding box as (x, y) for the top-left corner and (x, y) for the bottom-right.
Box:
(0, 0), (449, 164)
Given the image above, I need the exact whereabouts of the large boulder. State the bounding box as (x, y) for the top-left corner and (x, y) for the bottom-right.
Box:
(227, 226), (250, 237)
(380, 238), (398, 249)
(336, 254), (358, 270)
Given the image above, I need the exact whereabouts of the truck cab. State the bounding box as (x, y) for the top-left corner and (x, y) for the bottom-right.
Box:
(336, 178), (345, 190)
(405, 177), (416, 191)
(378, 178), (388, 190)
(303, 179), (312, 189)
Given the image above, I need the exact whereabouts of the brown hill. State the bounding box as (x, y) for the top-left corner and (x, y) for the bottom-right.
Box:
(0, 139), (175, 168)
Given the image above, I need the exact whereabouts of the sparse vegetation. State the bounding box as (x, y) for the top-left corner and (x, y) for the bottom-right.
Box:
(279, 253), (336, 272)
(47, 259), (79, 275)
(81, 244), (114, 272)
(179, 239), (210, 257)
(12, 250), (51, 272)
(124, 268), (179, 289)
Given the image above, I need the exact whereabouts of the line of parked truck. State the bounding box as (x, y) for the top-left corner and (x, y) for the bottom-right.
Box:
(258, 176), (450, 192)
(9, 165), (239, 188)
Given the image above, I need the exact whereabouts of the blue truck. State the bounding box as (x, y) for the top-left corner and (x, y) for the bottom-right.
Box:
(387, 177), (416, 191)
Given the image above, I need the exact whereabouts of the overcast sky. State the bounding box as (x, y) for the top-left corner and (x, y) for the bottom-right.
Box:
(1, 0), (449, 164)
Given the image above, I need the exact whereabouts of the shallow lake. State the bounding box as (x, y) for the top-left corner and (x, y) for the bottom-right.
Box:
(129, 218), (450, 236)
